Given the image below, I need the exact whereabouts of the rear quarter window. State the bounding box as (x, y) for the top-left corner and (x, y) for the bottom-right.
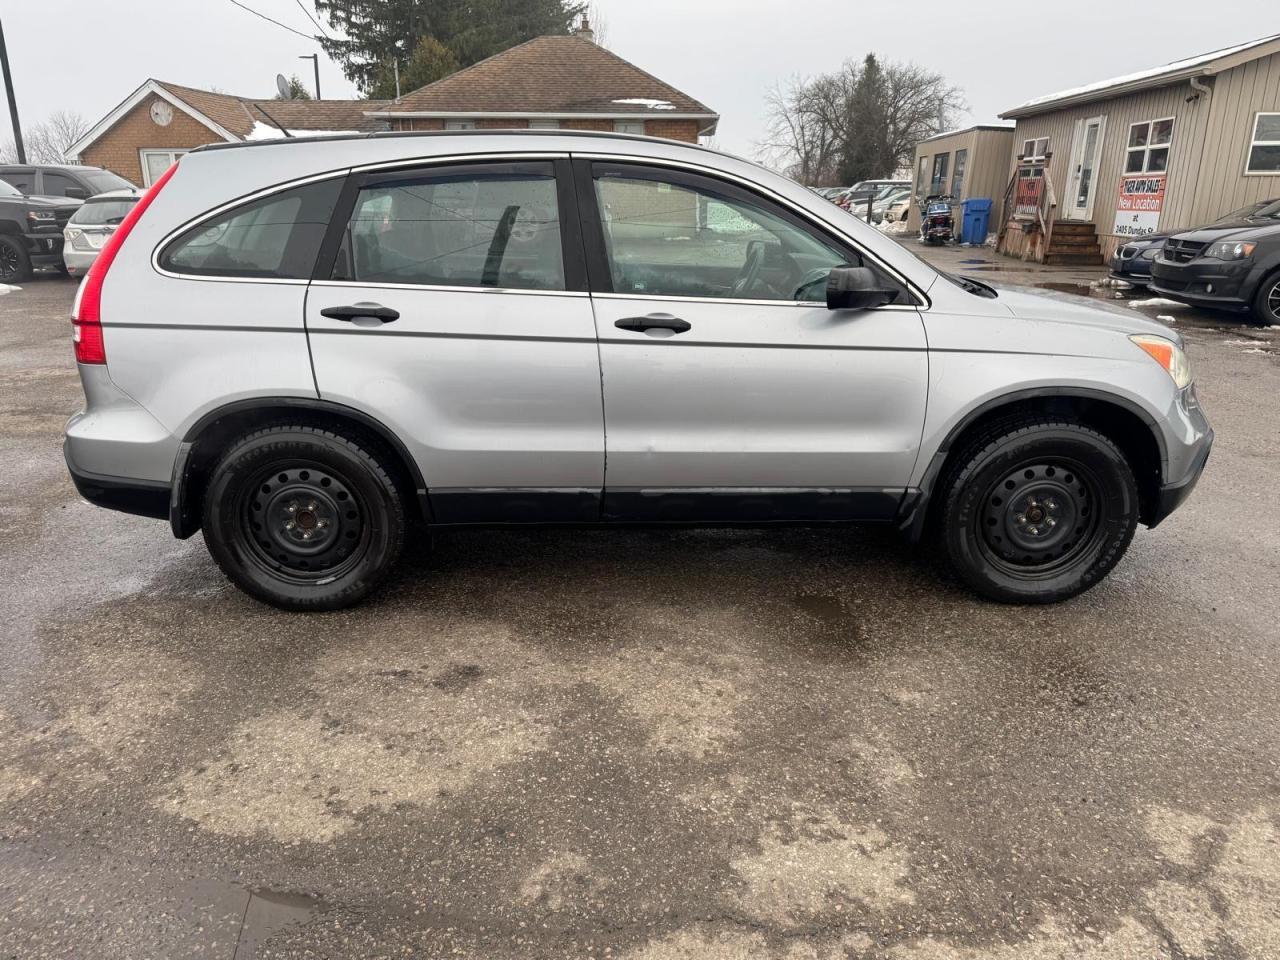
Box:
(158, 178), (343, 279)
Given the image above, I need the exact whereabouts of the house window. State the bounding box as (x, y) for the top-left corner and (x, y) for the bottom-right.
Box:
(444, 120), (476, 130)
(614, 120), (645, 135)
(528, 120), (560, 130)
(1022, 137), (1049, 161)
(951, 149), (968, 198)
(140, 149), (187, 186)
(929, 153), (950, 196)
(916, 155), (929, 197)
(1246, 112), (1280, 174)
(1125, 118), (1174, 174)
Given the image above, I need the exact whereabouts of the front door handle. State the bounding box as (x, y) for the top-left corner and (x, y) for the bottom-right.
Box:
(614, 313), (691, 334)
(320, 303), (400, 323)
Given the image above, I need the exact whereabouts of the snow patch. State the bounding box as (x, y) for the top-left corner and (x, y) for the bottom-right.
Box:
(246, 122), (361, 141)
(1128, 297), (1188, 308)
(0, 284), (20, 295)
(1156, 314), (1178, 323)
(1225, 339), (1269, 347)
(611, 98), (676, 110)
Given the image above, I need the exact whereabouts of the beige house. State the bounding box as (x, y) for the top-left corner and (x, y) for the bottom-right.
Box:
(907, 124), (1015, 231)
(996, 33), (1280, 263)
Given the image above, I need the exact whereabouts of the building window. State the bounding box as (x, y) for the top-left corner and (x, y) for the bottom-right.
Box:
(1125, 118), (1174, 174)
(140, 149), (187, 186)
(929, 153), (950, 196)
(1246, 112), (1280, 174)
(951, 149), (968, 198)
(614, 120), (645, 135)
(1021, 137), (1049, 161)
(528, 120), (560, 130)
(916, 155), (929, 197)
(444, 120), (476, 130)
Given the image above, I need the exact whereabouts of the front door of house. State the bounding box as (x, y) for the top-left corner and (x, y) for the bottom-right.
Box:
(1066, 116), (1105, 220)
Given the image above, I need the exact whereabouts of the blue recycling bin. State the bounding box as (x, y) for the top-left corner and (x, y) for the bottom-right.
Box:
(961, 198), (993, 245)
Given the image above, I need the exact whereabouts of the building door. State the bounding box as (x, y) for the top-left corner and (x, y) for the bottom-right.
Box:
(1066, 116), (1105, 220)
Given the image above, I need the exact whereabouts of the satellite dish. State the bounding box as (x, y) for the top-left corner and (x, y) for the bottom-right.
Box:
(276, 73), (292, 99)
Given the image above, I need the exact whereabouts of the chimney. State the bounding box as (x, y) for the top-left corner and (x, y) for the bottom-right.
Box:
(574, 16), (594, 43)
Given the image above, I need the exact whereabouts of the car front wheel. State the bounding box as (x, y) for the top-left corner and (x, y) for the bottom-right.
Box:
(202, 425), (407, 611)
(940, 418), (1139, 603)
(1251, 271), (1280, 326)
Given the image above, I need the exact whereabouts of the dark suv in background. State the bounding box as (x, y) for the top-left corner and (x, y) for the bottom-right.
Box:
(0, 164), (134, 202)
(1151, 198), (1280, 324)
(0, 179), (79, 281)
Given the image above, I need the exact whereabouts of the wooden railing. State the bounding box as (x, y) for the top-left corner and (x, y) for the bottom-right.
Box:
(997, 153), (1059, 261)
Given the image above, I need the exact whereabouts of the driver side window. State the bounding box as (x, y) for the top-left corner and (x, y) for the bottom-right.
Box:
(592, 166), (858, 302)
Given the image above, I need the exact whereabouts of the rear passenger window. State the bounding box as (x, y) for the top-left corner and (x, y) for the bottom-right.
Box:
(331, 163), (564, 291)
(160, 178), (342, 279)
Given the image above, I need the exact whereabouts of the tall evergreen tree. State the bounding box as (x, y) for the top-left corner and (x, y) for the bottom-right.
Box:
(313, 0), (586, 95)
(838, 54), (893, 185)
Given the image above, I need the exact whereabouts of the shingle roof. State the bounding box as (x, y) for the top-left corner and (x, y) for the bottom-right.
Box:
(375, 35), (716, 120)
(154, 81), (388, 137)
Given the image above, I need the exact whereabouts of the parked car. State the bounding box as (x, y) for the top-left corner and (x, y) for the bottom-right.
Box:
(62, 189), (142, 277)
(64, 131), (1211, 610)
(1148, 199), (1280, 323)
(0, 164), (135, 202)
(1112, 198), (1280, 291)
(836, 179), (910, 212)
(871, 186), (912, 224)
(883, 193), (913, 223)
(0, 178), (80, 281)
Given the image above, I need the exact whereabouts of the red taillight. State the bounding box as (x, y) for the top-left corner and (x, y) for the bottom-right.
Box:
(72, 163), (178, 364)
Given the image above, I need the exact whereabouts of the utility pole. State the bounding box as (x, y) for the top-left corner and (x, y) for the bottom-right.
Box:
(0, 17), (25, 164)
(299, 54), (320, 99)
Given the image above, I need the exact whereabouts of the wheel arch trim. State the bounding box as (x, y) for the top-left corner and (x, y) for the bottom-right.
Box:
(169, 396), (430, 538)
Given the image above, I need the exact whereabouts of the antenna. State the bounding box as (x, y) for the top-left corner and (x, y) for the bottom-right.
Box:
(276, 73), (291, 99)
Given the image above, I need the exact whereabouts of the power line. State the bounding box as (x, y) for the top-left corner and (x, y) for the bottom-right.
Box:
(292, 0), (330, 39)
(227, 0), (317, 42)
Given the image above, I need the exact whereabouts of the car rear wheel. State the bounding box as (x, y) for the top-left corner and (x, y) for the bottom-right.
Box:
(202, 425), (407, 611)
(940, 418), (1139, 603)
(1250, 271), (1280, 326)
(0, 236), (31, 283)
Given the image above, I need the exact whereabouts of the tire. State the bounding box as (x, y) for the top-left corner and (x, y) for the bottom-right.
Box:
(939, 418), (1139, 604)
(1250, 270), (1280, 326)
(0, 235), (31, 283)
(202, 425), (407, 611)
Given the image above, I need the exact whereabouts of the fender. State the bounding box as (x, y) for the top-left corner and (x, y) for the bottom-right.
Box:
(169, 396), (431, 538)
(897, 385), (1169, 542)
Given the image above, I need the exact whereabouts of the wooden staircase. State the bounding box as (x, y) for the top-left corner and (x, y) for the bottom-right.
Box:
(1044, 221), (1103, 265)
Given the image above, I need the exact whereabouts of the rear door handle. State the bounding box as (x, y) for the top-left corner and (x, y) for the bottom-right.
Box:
(320, 302), (400, 323)
(614, 313), (691, 334)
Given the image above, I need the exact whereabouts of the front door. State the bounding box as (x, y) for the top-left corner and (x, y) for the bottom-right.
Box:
(579, 160), (929, 522)
(306, 158), (605, 523)
(1066, 116), (1106, 220)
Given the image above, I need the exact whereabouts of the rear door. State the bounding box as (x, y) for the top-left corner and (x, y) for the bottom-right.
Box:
(578, 158), (929, 521)
(305, 157), (605, 523)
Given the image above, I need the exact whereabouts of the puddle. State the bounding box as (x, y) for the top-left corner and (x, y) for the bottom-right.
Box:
(234, 887), (328, 959)
(1033, 281), (1096, 296)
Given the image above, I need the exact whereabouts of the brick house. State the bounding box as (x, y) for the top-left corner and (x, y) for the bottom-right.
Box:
(69, 79), (387, 185)
(70, 22), (717, 186)
(365, 22), (718, 142)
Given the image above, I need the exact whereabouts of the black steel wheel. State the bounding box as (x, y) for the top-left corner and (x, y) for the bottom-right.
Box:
(1251, 271), (1280, 325)
(940, 418), (1139, 603)
(202, 425), (406, 611)
(0, 236), (31, 283)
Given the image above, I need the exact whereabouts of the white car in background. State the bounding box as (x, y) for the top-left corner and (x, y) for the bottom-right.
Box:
(63, 189), (141, 277)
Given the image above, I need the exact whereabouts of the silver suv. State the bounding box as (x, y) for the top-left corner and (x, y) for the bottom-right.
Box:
(63, 132), (1212, 610)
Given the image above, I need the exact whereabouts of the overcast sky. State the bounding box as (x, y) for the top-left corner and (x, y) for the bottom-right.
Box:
(3, 1), (1277, 162)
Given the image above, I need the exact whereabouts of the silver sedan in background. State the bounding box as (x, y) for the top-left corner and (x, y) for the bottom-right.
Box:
(62, 189), (140, 277)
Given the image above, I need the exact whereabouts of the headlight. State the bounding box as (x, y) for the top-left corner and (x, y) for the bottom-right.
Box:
(1139, 246), (1158, 260)
(1130, 335), (1192, 389)
(1203, 240), (1256, 261)
(26, 210), (55, 223)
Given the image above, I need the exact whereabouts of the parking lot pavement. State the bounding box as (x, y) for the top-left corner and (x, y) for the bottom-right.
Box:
(2, 273), (1279, 959)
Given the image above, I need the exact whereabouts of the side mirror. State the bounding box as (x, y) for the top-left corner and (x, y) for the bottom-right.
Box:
(826, 266), (896, 311)
(65, 187), (87, 200)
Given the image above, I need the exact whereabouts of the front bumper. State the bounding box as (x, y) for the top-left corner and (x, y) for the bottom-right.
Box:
(1150, 429), (1212, 527)
(1146, 381), (1213, 527)
(1150, 256), (1254, 310)
(23, 230), (64, 266)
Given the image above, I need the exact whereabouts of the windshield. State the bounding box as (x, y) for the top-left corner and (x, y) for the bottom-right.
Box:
(70, 197), (138, 226)
(1217, 199), (1280, 222)
(0, 179), (21, 198)
(82, 170), (134, 194)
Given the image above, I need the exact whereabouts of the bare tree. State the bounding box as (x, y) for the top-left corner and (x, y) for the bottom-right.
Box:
(0, 110), (90, 164)
(758, 57), (963, 186)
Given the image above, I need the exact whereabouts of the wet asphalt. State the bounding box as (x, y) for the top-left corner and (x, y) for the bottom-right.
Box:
(1, 270), (1278, 959)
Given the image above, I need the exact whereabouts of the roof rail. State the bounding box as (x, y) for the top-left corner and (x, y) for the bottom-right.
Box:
(190, 127), (719, 155)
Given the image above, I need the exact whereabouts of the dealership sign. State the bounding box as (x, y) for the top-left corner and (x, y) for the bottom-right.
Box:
(1114, 174), (1166, 237)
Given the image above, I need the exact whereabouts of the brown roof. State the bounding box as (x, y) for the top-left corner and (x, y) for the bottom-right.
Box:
(155, 80), (388, 137)
(377, 36), (716, 119)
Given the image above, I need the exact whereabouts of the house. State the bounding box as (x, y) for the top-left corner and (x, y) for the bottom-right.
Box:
(68, 80), (388, 186)
(365, 22), (718, 142)
(906, 124), (1015, 232)
(995, 33), (1280, 263)
(70, 21), (718, 187)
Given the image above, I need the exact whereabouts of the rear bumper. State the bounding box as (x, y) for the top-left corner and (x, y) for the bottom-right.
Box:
(65, 442), (170, 520)
(63, 249), (98, 274)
